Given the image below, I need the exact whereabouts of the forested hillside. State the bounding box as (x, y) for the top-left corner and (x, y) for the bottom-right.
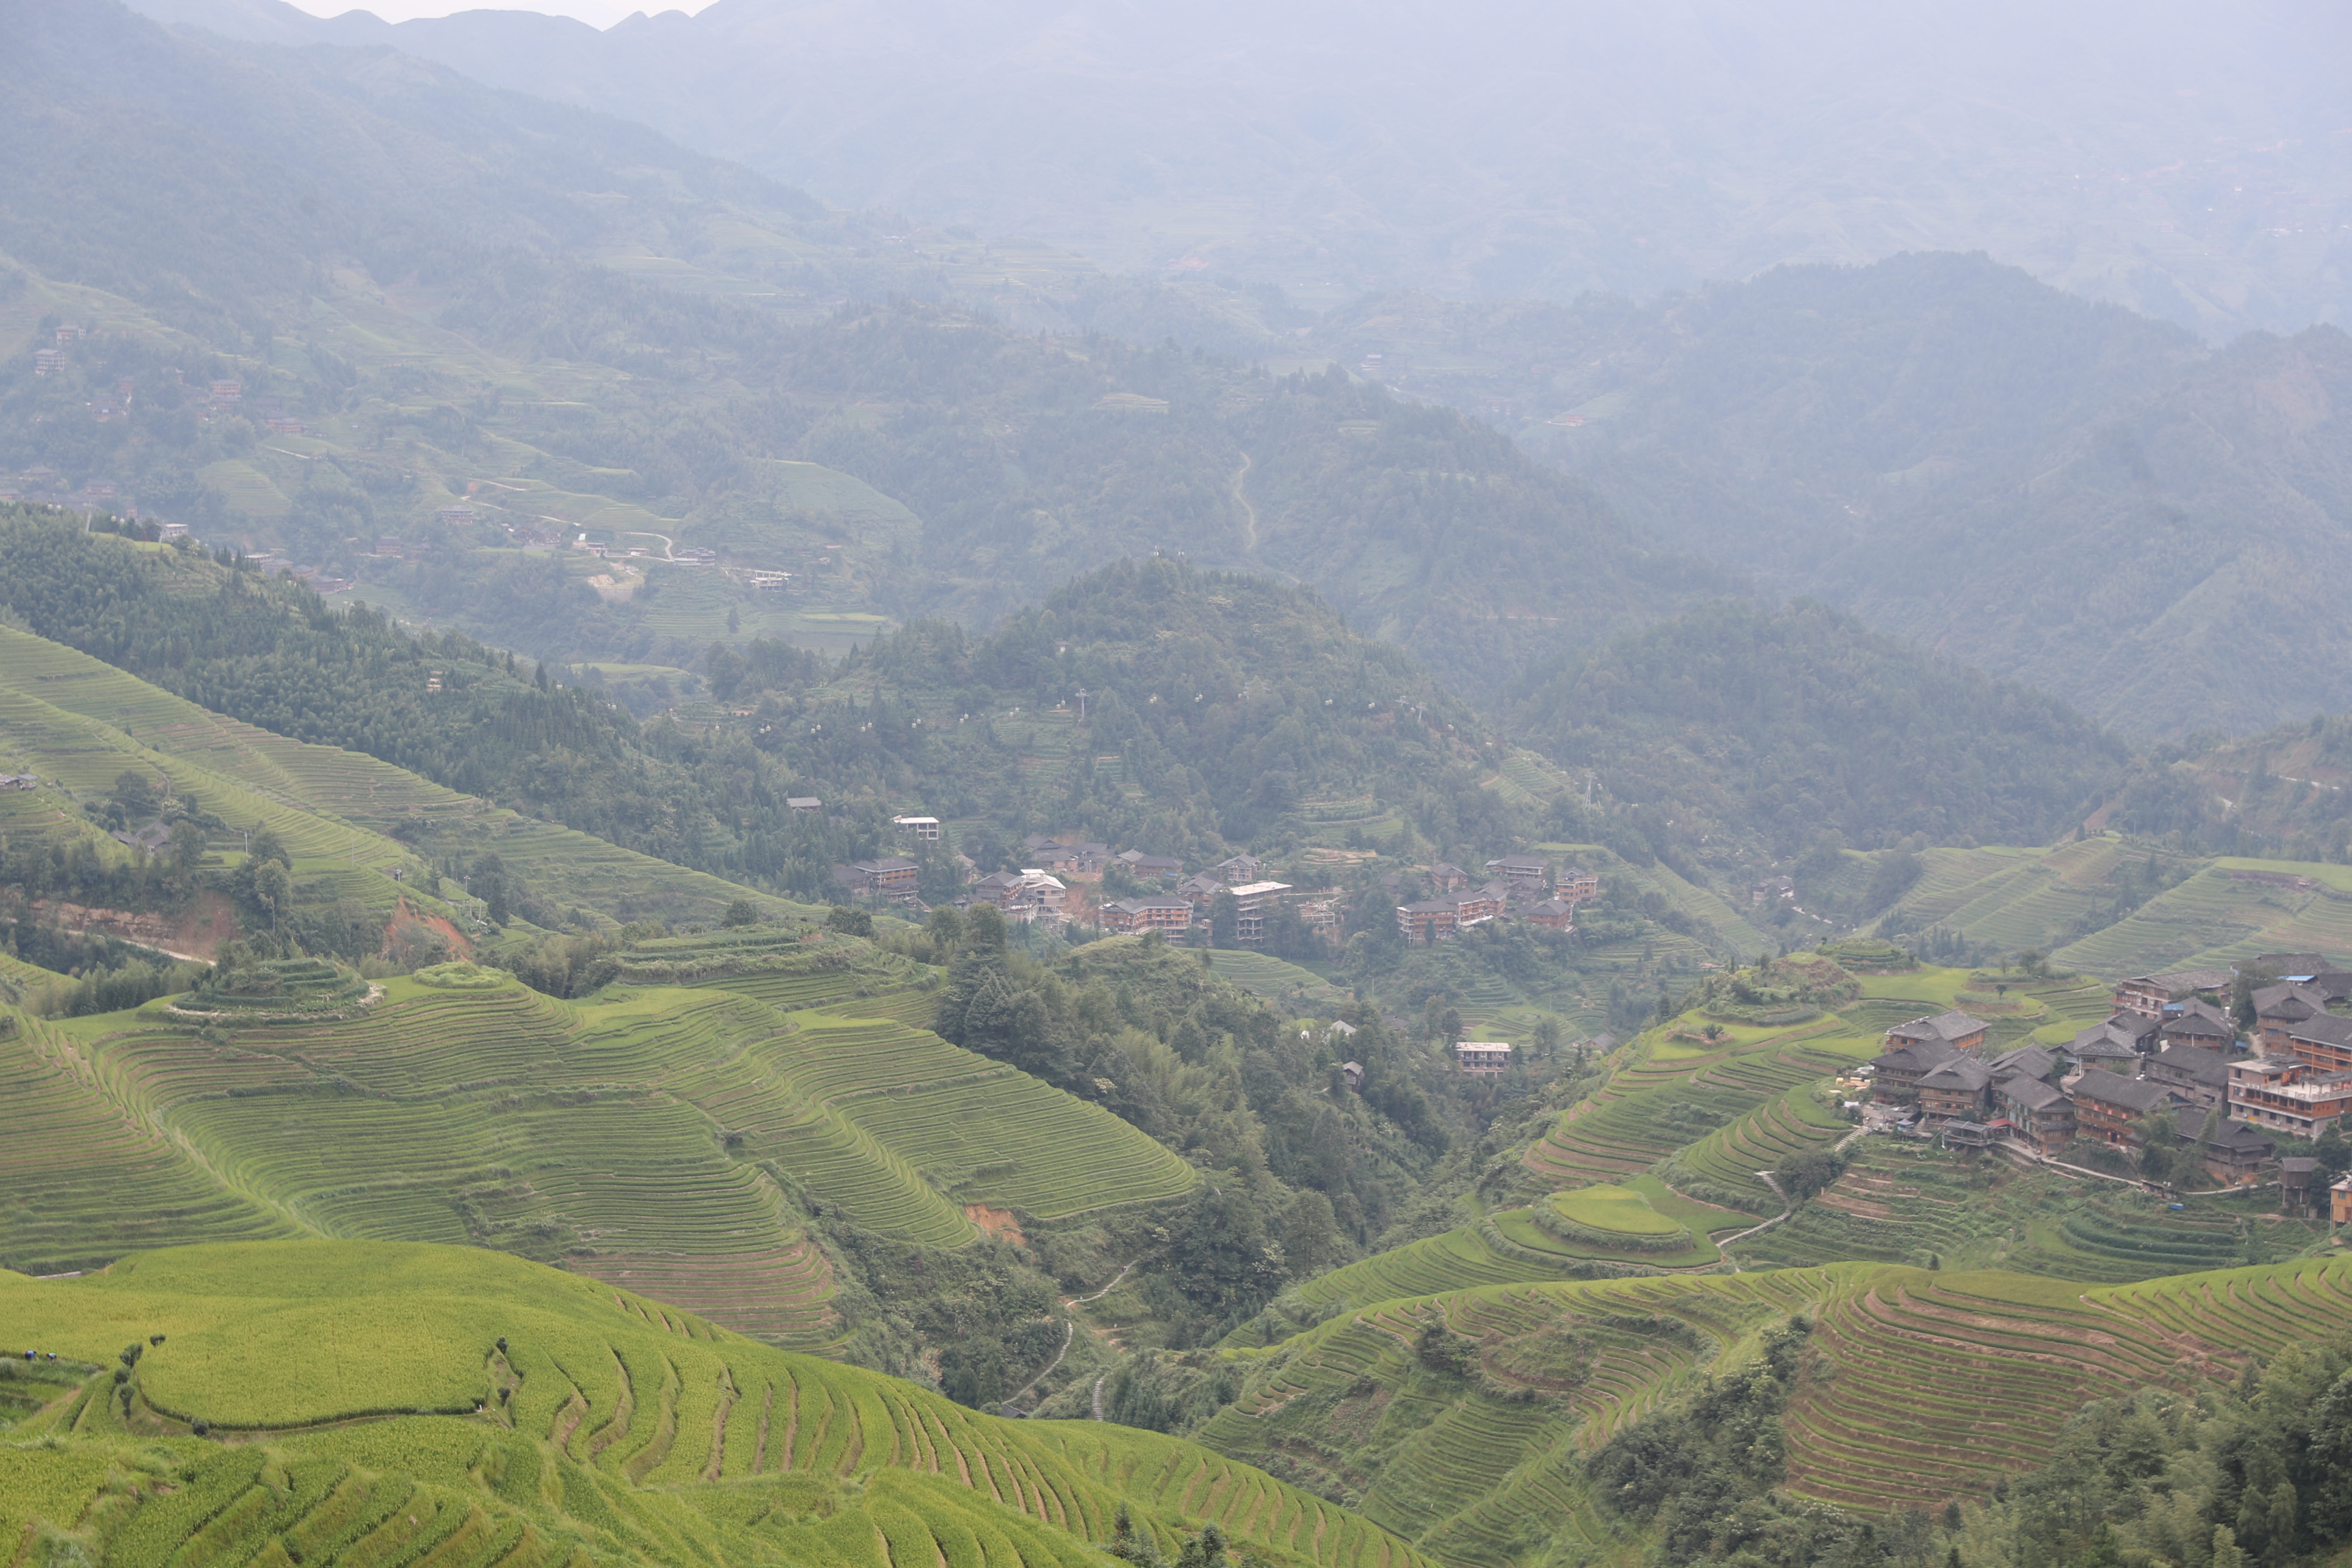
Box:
(0, 0), (1724, 709)
(722, 557), (1514, 860)
(1510, 598), (2130, 862)
(1305, 254), (2352, 734)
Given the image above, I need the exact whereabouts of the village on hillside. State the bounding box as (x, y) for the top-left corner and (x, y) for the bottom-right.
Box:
(1866, 953), (2352, 1221)
(831, 815), (1604, 952)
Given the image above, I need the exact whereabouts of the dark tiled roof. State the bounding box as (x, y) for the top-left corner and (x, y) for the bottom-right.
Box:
(1889, 1011), (1990, 1046)
(2149, 1045), (2230, 1088)
(2071, 1072), (2176, 1114)
(1999, 1076), (2068, 1112)
(1989, 1045), (2056, 1081)
(2290, 1014), (2352, 1051)
(1872, 1038), (1962, 1074)
(1919, 1059), (1993, 1092)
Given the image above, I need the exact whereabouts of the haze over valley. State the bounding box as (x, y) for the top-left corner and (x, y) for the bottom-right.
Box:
(5, 5), (2352, 1567)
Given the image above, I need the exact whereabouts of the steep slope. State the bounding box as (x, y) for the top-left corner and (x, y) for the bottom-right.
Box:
(1197, 1255), (2352, 1564)
(1316, 255), (2352, 736)
(0, 1240), (1427, 1568)
(0, 611), (804, 931)
(0, 4), (1725, 708)
(13, 958), (1195, 1343)
(1509, 598), (2130, 863)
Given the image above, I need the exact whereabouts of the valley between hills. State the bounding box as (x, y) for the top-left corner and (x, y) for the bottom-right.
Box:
(8, 3), (2352, 1567)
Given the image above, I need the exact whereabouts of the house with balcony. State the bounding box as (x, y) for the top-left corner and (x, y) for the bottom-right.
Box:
(2144, 1045), (2231, 1111)
(1454, 1042), (1512, 1075)
(1997, 1075), (2076, 1153)
(2114, 968), (2230, 1021)
(2229, 1054), (2352, 1138)
(1227, 881), (1293, 946)
(1915, 1057), (1995, 1122)
(2283, 1014), (2352, 1076)
(1100, 897), (1194, 935)
(836, 857), (920, 901)
(2071, 1071), (2178, 1150)
(1556, 866), (1600, 905)
(1484, 853), (1551, 890)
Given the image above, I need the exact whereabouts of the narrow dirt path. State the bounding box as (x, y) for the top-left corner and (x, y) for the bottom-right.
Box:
(1231, 453), (1258, 551)
(1718, 1171), (1794, 1272)
(1007, 1259), (1141, 1410)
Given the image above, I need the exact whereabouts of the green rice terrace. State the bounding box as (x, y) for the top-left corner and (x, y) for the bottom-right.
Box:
(0, 1241), (1429, 1568)
(1, 963), (1194, 1344)
(1196, 1253), (2352, 1567)
(0, 626), (808, 932)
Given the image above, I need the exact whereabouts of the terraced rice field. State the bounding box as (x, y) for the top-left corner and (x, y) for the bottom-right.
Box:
(1521, 1016), (1856, 1188)
(18, 970), (1189, 1334)
(0, 1018), (295, 1276)
(0, 626), (804, 929)
(1200, 950), (1346, 1006)
(2056, 859), (2352, 978)
(1667, 1082), (1851, 1208)
(1, 1242), (1431, 1568)
(1205, 1269), (1831, 1567)
(1210, 1252), (2352, 1559)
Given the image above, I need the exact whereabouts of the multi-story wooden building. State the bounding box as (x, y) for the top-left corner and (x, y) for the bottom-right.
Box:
(1523, 897), (1578, 932)
(2070, 1071), (2178, 1150)
(1915, 1057), (1994, 1122)
(1997, 1075), (2076, 1153)
(2144, 1044), (2231, 1111)
(2157, 1000), (2236, 1055)
(2284, 1014), (2352, 1075)
(2228, 1054), (2352, 1139)
(2113, 968), (2230, 1021)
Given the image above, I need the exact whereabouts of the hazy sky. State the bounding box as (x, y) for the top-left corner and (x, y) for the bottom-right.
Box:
(283, 0), (716, 24)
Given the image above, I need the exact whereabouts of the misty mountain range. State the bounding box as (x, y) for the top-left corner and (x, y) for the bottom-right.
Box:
(127, 0), (2352, 339)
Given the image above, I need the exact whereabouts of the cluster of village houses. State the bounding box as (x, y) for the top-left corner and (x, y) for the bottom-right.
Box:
(834, 824), (1604, 951)
(1868, 953), (2352, 1218)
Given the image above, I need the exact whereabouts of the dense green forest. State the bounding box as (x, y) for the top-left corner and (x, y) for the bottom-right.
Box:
(1510, 598), (2131, 862)
(732, 557), (1517, 858)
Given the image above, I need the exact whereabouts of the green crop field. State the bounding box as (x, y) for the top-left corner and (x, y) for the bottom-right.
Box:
(1200, 1253), (2352, 1566)
(5, 967), (1193, 1343)
(2054, 857), (2352, 978)
(0, 627), (811, 932)
(1199, 949), (1348, 1007)
(0, 1241), (1434, 1568)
